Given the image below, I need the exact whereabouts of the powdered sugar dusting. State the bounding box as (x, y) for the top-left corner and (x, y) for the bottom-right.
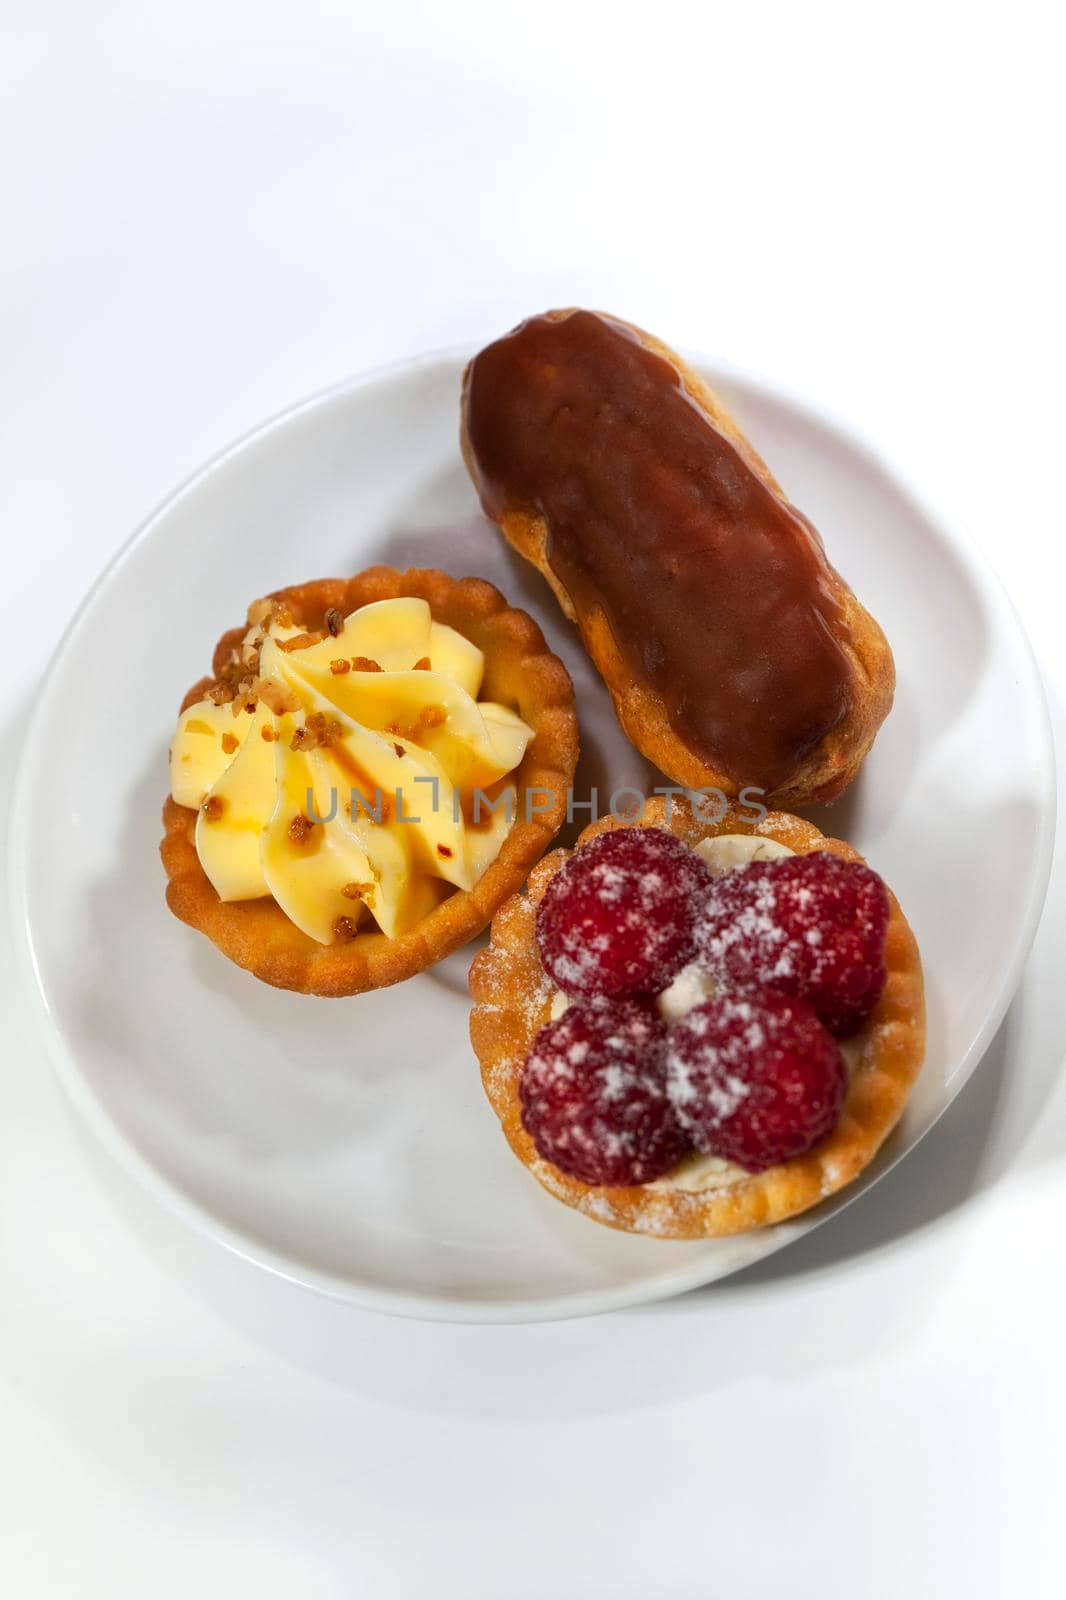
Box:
(477, 828), (880, 1208)
(665, 990), (848, 1172)
(519, 998), (688, 1186)
(536, 827), (712, 998)
(693, 850), (890, 1038)
(665, 993), (758, 1122)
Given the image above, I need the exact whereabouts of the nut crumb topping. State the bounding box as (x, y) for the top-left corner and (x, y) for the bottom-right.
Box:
(278, 630), (324, 653)
(324, 606), (344, 637)
(250, 678), (299, 715)
(261, 725), (277, 742)
(392, 742), (405, 758)
(436, 843), (453, 858)
(287, 813), (315, 845)
(413, 656), (431, 671)
(201, 795), (226, 822)
(329, 658), (351, 675)
(341, 880), (375, 902)
(205, 660), (273, 718)
(290, 711), (343, 751)
(419, 705), (446, 729)
(332, 915), (358, 943)
(351, 656), (383, 673)
(221, 732), (238, 754)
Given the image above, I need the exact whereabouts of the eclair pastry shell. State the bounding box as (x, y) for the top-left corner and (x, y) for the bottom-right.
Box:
(161, 565), (579, 996)
(460, 311), (895, 808)
(468, 797), (925, 1238)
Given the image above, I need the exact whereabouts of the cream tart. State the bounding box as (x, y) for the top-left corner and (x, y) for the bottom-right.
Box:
(161, 565), (578, 995)
(468, 797), (924, 1237)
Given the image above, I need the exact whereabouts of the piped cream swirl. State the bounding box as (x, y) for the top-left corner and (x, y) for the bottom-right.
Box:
(170, 597), (534, 943)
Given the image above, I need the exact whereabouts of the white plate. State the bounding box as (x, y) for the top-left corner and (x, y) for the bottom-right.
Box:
(10, 350), (1055, 1322)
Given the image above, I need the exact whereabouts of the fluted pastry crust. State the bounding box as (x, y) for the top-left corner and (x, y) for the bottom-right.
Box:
(468, 797), (925, 1237)
(460, 311), (895, 808)
(161, 566), (579, 996)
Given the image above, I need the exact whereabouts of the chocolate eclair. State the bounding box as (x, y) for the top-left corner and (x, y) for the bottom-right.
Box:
(461, 309), (894, 807)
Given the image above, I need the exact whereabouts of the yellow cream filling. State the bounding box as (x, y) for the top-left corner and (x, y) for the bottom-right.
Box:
(170, 597), (534, 944)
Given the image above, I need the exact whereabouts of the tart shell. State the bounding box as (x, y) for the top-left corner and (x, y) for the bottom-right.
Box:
(468, 797), (925, 1238)
(161, 566), (579, 996)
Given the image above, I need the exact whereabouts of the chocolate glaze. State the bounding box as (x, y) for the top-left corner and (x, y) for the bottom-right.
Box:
(463, 310), (854, 790)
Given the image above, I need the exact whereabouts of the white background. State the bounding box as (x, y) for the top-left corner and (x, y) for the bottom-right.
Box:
(2, 3), (1064, 1595)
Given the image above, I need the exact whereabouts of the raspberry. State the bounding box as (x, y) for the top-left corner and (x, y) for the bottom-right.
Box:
(535, 827), (713, 998)
(694, 851), (890, 1037)
(519, 997), (691, 1185)
(665, 992), (847, 1172)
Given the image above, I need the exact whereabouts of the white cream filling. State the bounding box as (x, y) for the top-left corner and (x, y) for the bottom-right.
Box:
(547, 833), (860, 1196)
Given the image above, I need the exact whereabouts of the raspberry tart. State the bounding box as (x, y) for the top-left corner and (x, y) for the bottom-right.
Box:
(468, 797), (924, 1236)
(162, 565), (578, 995)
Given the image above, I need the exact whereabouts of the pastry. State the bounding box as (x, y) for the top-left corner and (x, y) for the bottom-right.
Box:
(162, 565), (578, 995)
(468, 797), (924, 1237)
(461, 309), (895, 808)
